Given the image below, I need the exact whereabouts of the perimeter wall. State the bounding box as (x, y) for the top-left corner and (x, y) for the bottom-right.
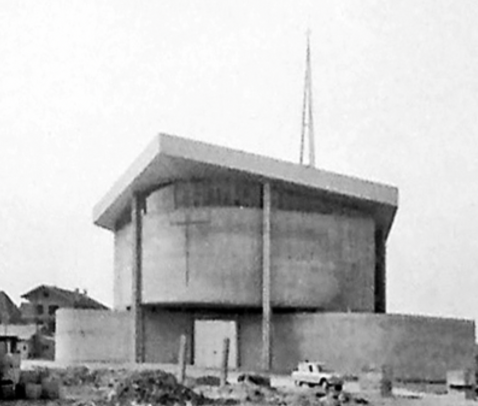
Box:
(55, 309), (475, 381)
(270, 312), (475, 381)
(55, 309), (133, 363)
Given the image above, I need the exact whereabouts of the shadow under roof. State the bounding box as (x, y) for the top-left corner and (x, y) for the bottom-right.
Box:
(93, 133), (398, 235)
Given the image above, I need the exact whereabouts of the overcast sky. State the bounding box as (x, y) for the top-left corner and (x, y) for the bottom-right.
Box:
(1, 1), (478, 323)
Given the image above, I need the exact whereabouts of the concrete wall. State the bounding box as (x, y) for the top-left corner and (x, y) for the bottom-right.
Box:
(271, 211), (374, 311)
(58, 308), (474, 381)
(55, 309), (133, 363)
(141, 208), (262, 306)
(238, 313), (262, 370)
(114, 223), (133, 310)
(143, 308), (243, 366)
(143, 308), (193, 364)
(142, 310), (474, 381)
(269, 313), (475, 381)
(114, 183), (375, 311)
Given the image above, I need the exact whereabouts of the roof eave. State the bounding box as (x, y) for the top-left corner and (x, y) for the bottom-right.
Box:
(93, 133), (399, 232)
(93, 136), (161, 229)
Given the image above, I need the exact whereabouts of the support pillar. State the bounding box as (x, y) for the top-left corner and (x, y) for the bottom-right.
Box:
(261, 182), (271, 370)
(132, 193), (144, 362)
(374, 228), (386, 313)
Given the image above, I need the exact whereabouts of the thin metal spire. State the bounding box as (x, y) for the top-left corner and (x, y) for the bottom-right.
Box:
(300, 30), (316, 167)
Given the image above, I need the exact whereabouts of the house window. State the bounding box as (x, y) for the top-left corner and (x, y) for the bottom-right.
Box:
(36, 305), (44, 315)
(48, 305), (59, 315)
(49, 321), (56, 333)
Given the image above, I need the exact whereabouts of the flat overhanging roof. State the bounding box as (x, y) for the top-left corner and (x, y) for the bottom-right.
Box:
(93, 133), (398, 235)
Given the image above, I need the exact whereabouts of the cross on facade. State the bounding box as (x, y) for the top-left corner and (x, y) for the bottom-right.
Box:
(170, 209), (210, 285)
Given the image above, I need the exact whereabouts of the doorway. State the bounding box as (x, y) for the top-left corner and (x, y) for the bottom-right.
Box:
(194, 319), (238, 368)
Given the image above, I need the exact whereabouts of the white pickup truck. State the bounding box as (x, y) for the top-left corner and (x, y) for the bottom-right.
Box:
(291, 361), (343, 389)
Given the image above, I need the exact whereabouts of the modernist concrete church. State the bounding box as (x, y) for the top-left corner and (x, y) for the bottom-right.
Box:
(57, 133), (474, 381)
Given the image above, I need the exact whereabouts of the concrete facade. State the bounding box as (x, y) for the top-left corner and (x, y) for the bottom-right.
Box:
(87, 134), (475, 380)
(271, 313), (475, 381)
(56, 308), (474, 381)
(97, 134), (398, 370)
(142, 310), (475, 380)
(93, 134), (398, 233)
(114, 184), (376, 312)
(55, 309), (133, 363)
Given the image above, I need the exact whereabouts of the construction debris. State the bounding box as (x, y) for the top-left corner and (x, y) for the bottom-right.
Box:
(57, 366), (105, 387)
(107, 369), (208, 406)
(237, 374), (271, 387)
(4, 364), (469, 406)
(194, 375), (221, 387)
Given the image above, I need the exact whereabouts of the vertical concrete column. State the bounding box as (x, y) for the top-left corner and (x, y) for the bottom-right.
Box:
(132, 193), (144, 362)
(374, 228), (386, 313)
(178, 334), (187, 384)
(262, 182), (271, 370)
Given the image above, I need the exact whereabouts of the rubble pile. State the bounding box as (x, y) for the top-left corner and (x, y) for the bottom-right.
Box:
(11, 366), (374, 406)
(107, 369), (208, 406)
(237, 374), (271, 387)
(58, 366), (106, 387)
(41, 366), (127, 390)
(233, 373), (276, 403)
(203, 375), (280, 405)
(193, 375), (221, 387)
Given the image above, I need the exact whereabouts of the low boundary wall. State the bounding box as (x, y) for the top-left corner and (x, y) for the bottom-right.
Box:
(55, 309), (133, 363)
(271, 312), (475, 381)
(55, 309), (475, 381)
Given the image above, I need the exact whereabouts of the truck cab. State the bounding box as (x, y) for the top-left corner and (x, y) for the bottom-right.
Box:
(291, 361), (343, 389)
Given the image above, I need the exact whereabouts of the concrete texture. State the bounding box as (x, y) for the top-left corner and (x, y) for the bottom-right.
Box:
(132, 194), (145, 362)
(270, 210), (375, 311)
(113, 205), (375, 311)
(374, 229), (386, 312)
(93, 134), (398, 236)
(94, 135), (403, 376)
(142, 308), (245, 367)
(143, 308), (193, 365)
(194, 319), (238, 368)
(262, 182), (272, 370)
(238, 313), (263, 371)
(112, 181), (377, 311)
(142, 309), (476, 381)
(140, 207), (262, 306)
(239, 312), (475, 381)
(270, 313), (475, 381)
(114, 223), (133, 310)
(55, 309), (133, 363)
(57, 308), (475, 382)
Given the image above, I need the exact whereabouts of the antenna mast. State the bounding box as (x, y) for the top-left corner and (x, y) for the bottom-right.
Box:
(300, 30), (316, 167)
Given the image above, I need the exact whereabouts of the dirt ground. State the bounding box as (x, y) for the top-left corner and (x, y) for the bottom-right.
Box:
(3, 362), (477, 406)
